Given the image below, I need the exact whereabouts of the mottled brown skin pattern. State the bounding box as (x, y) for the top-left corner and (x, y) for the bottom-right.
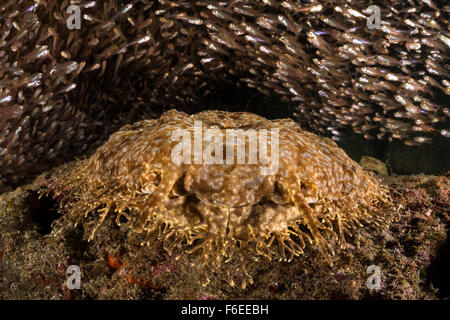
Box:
(56, 109), (390, 288)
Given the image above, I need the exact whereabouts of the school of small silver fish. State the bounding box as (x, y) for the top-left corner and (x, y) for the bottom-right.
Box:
(0, 0), (449, 192)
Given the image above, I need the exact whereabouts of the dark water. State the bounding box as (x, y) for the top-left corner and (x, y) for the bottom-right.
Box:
(196, 84), (450, 175)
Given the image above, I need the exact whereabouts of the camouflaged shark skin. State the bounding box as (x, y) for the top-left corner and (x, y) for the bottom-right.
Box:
(52, 110), (392, 288)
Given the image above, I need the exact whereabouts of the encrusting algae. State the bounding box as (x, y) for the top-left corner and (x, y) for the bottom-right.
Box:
(50, 110), (393, 288)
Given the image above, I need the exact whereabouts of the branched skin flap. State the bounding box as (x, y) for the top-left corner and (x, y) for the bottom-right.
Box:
(55, 109), (392, 288)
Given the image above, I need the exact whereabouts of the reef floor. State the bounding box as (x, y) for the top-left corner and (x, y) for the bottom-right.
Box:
(0, 163), (448, 300)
